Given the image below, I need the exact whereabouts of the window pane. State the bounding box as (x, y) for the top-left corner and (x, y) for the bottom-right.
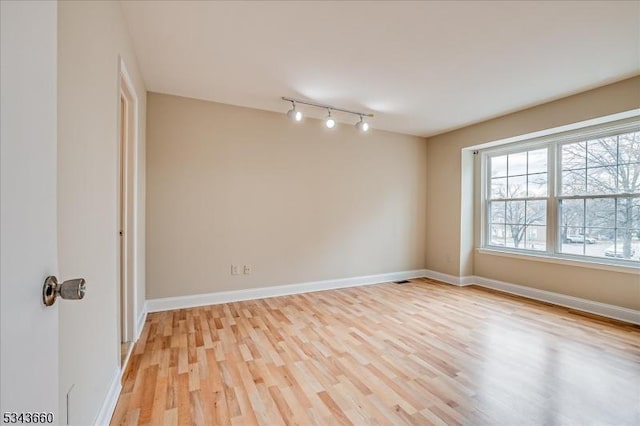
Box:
(490, 201), (505, 224)
(587, 227), (614, 242)
(616, 197), (640, 229)
(528, 173), (547, 197)
(491, 155), (507, 177)
(586, 166), (616, 195)
(586, 198), (615, 228)
(561, 169), (586, 195)
(633, 199), (640, 229)
(582, 229), (599, 243)
(524, 225), (546, 251)
(562, 142), (586, 170)
(506, 200), (526, 224)
(489, 224), (506, 247)
(508, 175), (527, 198)
(618, 131), (639, 164)
(491, 177), (507, 199)
(560, 199), (584, 228)
(526, 200), (546, 225)
(560, 227), (585, 255)
(609, 232), (639, 260)
(508, 152), (527, 176)
(528, 149), (547, 174)
(587, 137), (617, 167)
(618, 162), (640, 193)
(562, 227), (584, 243)
(505, 224), (526, 248)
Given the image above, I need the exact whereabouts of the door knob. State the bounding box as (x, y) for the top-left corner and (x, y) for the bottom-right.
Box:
(42, 276), (86, 306)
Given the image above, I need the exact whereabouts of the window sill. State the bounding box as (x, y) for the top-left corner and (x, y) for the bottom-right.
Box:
(476, 248), (640, 275)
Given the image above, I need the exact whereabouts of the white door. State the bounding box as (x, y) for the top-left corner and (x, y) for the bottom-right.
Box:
(0, 0), (60, 423)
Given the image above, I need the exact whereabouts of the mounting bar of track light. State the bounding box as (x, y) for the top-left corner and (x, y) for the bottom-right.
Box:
(281, 97), (374, 118)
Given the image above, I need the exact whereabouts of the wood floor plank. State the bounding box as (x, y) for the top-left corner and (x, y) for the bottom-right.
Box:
(111, 279), (640, 425)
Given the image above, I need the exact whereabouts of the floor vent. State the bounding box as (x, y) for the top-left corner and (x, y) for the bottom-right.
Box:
(394, 280), (411, 284)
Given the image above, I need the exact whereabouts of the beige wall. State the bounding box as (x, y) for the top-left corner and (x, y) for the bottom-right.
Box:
(426, 76), (640, 310)
(146, 93), (427, 299)
(58, 1), (146, 423)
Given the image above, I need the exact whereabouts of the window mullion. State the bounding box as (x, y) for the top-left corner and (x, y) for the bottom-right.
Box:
(489, 196), (548, 202)
(558, 193), (640, 201)
(484, 155), (490, 247)
(549, 143), (557, 255)
(614, 197), (618, 252)
(616, 134), (620, 193)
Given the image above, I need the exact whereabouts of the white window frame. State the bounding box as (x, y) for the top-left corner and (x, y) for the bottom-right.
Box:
(480, 116), (640, 268)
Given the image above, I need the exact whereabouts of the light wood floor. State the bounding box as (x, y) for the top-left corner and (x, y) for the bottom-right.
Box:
(111, 279), (640, 425)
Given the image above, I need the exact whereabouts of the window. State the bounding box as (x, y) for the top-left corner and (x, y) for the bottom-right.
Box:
(483, 119), (640, 264)
(488, 148), (548, 251)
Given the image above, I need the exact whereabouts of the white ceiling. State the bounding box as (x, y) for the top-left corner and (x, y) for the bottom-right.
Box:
(120, 1), (640, 137)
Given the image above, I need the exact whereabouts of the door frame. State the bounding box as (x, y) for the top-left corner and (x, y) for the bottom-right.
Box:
(117, 57), (138, 349)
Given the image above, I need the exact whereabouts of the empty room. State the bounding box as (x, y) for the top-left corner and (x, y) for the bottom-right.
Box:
(1, 1), (639, 425)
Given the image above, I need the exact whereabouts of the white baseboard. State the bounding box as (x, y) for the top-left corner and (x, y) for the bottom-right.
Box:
(95, 311), (147, 425)
(135, 309), (147, 341)
(146, 269), (426, 313)
(93, 368), (122, 426)
(470, 275), (640, 325)
(459, 275), (476, 286)
(145, 268), (639, 325)
(421, 269), (471, 286)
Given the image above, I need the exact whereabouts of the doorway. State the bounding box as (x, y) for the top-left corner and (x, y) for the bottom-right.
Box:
(118, 63), (137, 368)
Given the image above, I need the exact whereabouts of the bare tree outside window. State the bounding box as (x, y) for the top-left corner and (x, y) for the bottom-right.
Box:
(485, 125), (639, 263)
(560, 130), (640, 259)
(488, 149), (547, 251)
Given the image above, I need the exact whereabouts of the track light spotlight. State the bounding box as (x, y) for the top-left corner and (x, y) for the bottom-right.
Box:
(325, 110), (336, 129)
(355, 115), (369, 132)
(281, 97), (373, 133)
(286, 102), (302, 122)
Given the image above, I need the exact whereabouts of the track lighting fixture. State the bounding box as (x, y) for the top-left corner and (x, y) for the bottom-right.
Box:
(281, 97), (373, 133)
(286, 101), (302, 121)
(325, 110), (336, 129)
(355, 115), (369, 132)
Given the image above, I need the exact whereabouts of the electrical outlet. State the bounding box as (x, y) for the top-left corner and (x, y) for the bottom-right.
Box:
(231, 265), (239, 275)
(244, 265), (251, 275)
